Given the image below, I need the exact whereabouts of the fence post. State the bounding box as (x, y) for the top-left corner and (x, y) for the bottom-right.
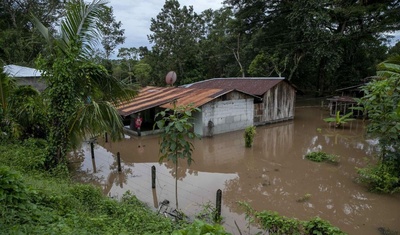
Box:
(151, 165), (156, 188)
(215, 189), (222, 222)
(117, 152), (122, 172)
(90, 142), (95, 159)
(105, 132), (108, 143)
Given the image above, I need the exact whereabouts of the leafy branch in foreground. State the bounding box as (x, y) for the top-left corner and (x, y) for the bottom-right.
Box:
(155, 102), (201, 211)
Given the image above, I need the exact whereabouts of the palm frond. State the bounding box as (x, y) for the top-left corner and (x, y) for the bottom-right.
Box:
(61, 0), (108, 58)
(68, 100), (125, 149)
(377, 55), (400, 79)
(0, 68), (17, 110)
(31, 15), (51, 43)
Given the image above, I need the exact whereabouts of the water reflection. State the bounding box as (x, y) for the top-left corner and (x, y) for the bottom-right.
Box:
(71, 107), (400, 235)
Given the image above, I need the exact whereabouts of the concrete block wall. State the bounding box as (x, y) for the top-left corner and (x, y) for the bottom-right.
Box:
(201, 99), (253, 136)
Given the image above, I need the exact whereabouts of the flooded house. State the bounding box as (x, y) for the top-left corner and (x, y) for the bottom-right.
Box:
(3, 64), (45, 91)
(183, 77), (297, 125)
(117, 86), (256, 137)
(326, 78), (371, 118)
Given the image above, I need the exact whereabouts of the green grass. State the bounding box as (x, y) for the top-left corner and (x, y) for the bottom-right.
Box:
(0, 139), (229, 235)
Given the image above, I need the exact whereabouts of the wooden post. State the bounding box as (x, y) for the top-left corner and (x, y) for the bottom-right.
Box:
(91, 157), (97, 173)
(215, 189), (222, 222)
(105, 132), (108, 143)
(117, 152), (122, 172)
(152, 189), (158, 208)
(151, 165), (156, 188)
(90, 142), (95, 159)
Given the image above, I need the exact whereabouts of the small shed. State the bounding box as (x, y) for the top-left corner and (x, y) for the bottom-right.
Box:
(326, 78), (371, 118)
(117, 86), (256, 137)
(183, 77), (297, 125)
(3, 65), (45, 91)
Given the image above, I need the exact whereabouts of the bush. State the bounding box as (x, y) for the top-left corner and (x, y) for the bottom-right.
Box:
(305, 151), (338, 164)
(244, 126), (256, 148)
(303, 217), (346, 235)
(239, 202), (346, 235)
(357, 162), (400, 193)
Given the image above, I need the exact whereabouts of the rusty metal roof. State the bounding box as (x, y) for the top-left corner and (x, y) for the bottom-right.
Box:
(183, 77), (286, 96)
(117, 86), (252, 117)
(327, 96), (357, 103)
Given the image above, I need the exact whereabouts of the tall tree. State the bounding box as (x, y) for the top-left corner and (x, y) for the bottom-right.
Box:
(223, 0), (400, 93)
(0, 0), (65, 65)
(148, 0), (204, 85)
(33, 0), (136, 168)
(96, 5), (125, 59)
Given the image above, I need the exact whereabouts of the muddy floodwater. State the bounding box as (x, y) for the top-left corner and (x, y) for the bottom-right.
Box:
(71, 106), (400, 235)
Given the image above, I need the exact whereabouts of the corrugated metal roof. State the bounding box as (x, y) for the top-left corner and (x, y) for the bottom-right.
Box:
(117, 86), (246, 117)
(3, 65), (42, 78)
(184, 77), (285, 96)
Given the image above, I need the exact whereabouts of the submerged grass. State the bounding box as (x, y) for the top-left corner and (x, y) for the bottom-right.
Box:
(305, 151), (339, 164)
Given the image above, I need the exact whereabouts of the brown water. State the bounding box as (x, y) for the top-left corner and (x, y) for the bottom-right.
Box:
(71, 107), (400, 235)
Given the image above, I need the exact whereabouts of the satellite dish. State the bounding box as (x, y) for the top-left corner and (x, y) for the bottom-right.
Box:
(165, 71), (177, 85)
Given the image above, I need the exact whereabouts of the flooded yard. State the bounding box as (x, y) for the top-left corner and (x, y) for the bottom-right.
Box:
(71, 106), (400, 235)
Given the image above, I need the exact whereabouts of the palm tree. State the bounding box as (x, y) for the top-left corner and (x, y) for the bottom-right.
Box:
(33, 0), (136, 168)
(0, 68), (46, 140)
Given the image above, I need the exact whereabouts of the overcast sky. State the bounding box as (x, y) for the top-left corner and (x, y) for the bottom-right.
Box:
(107, 1), (399, 58)
(107, 0), (223, 56)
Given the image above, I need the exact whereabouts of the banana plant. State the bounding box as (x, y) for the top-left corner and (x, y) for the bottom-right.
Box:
(324, 111), (355, 128)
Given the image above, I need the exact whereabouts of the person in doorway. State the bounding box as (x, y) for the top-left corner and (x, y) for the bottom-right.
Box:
(135, 113), (143, 136)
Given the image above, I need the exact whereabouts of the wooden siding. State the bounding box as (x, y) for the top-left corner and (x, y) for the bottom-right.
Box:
(254, 82), (295, 125)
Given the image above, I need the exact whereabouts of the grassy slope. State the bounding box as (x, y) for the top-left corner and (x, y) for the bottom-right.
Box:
(0, 139), (176, 234)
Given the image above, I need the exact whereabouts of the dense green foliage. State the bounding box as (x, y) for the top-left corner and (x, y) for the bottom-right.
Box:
(0, 139), (231, 235)
(155, 103), (201, 210)
(305, 151), (339, 164)
(0, 69), (47, 141)
(2, 0), (399, 93)
(244, 125), (256, 148)
(357, 162), (399, 194)
(33, 0), (136, 168)
(356, 55), (400, 193)
(240, 202), (346, 235)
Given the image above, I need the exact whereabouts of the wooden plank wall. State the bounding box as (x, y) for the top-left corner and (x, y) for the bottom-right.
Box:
(255, 82), (295, 125)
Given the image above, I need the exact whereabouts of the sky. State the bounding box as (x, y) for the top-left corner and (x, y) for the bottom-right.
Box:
(106, 1), (399, 58)
(107, 0), (224, 56)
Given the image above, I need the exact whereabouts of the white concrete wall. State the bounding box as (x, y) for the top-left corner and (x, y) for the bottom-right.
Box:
(200, 99), (254, 136)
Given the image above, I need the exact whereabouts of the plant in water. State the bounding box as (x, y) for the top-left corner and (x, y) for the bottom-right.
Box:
(195, 201), (222, 224)
(296, 193), (312, 203)
(244, 125), (256, 148)
(323, 111), (355, 128)
(155, 102), (200, 211)
(357, 161), (400, 194)
(238, 202), (346, 235)
(305, 151), (338, 164)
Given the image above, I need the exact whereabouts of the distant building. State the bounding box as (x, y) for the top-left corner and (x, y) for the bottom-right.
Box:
(3, 64), (45, 91)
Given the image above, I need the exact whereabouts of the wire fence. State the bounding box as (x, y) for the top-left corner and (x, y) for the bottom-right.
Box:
(73, 143), (247, 234)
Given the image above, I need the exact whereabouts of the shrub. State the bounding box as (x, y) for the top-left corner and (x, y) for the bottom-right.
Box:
(244, 126), (256, 148)
(357, 162), (400, 193)
(303, 217), (346, 235)
(305, 151), (338, 164)
(239, 202), (346, 235)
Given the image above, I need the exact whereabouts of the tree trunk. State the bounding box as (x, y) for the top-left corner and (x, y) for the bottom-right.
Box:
(175, 158), (179, 210)
(317, 58), (326, 96)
